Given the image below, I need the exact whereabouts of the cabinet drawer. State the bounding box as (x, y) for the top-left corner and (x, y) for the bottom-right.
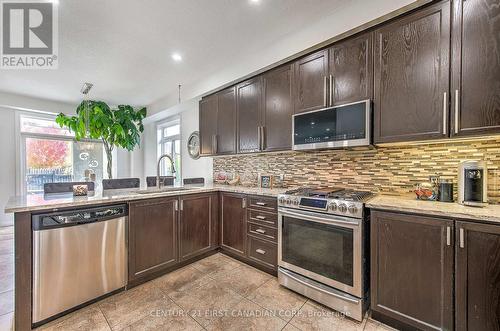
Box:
(248, 209), (277, 228)
(247, 235), (277, 269)
(247, 222), (277, 242)
(248, 196), (277, 212)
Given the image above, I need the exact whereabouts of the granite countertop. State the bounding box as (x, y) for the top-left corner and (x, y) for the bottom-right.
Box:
(367, 194), (500, 224)
(4, 184), (288, 214)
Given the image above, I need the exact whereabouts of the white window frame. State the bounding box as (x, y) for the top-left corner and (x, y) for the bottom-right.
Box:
(16, 112), (108, 195)
(157, 116), (181, 184)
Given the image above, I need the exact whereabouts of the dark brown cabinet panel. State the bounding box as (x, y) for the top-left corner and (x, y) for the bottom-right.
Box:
(374, 1), (450, 143)
(237, 77), (262, 153)
(129, 197), (178, 282)
(179, 193), (218, 261)
(247, 235), (277, 269)
(220, 193), (247, 256)
(329, 32), (373, 106)
(371, 211), (453, 330)
(262, 64), (293, 151)
(199, 94), (218, 156)
(293, 50), (329, 114)
(451, 0), (500, 137)
(216, 87), (237, 155)
(456, 221), (500, 331)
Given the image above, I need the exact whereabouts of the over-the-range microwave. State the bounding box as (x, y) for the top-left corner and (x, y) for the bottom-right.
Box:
(293, 99), (371, 150)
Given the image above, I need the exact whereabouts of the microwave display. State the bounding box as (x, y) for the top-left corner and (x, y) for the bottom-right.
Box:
(293, 100), (369, 149)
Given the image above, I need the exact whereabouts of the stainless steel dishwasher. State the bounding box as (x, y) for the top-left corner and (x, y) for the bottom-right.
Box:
(32, 204), (128, 325)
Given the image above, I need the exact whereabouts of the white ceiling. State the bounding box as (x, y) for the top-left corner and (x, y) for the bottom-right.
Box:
(0, 0), (350, 107)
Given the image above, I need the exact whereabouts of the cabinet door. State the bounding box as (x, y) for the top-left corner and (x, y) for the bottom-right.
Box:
(451, 0), (500, 137)
(216, 87), (237, 155)
(456, 221), (500, 331)
(262, 64), (293, 151)
(128, 197), (178, 282)
(293, 50), (329, 114)
(329, 32), (373, 106)
(237, 77), (262, 153)
(220, 193), (247, 256)
(371, 211), (453, 330)
(374, 1), (450, 143)
(179, 193), (218, 261)
(199, 95), (218, 156)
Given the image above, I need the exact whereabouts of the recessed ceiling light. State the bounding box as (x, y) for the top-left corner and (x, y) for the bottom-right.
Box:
(171, 53), (182, 62)
(50, 0), (59, 4)
(249, 0), (260, 4)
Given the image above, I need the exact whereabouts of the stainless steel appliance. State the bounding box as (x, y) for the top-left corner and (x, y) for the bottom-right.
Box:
(277, 188), (372, 321)
(32, 204), (128, 326)
(293, 100), (371, 150)
(458, 160), (488, 206)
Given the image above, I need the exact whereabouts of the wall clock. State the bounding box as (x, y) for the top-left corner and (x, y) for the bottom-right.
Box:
(187, 131), (200, 159)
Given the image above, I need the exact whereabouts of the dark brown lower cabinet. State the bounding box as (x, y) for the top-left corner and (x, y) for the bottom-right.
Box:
(371, 210), (454, 331)
(179, 193), (219, 261)
(128, 197), (178, 282)
(456, 221), (500, 331)
(220, 192), (247, 257)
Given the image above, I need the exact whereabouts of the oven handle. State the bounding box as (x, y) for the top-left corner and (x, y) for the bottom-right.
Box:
(279, 268), (359, 304)
(278, 208), (360, 227)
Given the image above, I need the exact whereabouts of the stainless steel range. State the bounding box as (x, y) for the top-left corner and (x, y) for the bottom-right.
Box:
(277, 187), (373, 321)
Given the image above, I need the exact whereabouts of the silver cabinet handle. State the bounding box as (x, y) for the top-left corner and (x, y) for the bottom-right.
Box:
(255, 215), (266, 220)
(212, 134), (218, 154)
(174, 200), (179, 211)
(446, 226), (451, 246)
(323, 76), (328, 107)
(242, 198), (247, 209)
(455, 89), (459, 134)
(261, 126), (265, 151)
(256, 202), (267, 206)
(329, 74), (334, 106)
(257, 127), (261, 151)
(459, 228), (465, 248)
(255, 228), (266, 234)
(443, 92), (447, 135)
(180, 200), (183, 211)
(256, 248), (266, 255)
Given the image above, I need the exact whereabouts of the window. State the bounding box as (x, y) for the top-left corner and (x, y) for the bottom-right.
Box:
(157, 118), (181, 185)
(20, 114), (105, 194)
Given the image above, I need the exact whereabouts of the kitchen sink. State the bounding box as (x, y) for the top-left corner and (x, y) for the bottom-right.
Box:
(135, 187), (198, 194)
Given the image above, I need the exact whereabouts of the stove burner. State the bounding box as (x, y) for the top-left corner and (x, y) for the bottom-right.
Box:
(328, 190), (373, 202)
(284, 187), (373, 201)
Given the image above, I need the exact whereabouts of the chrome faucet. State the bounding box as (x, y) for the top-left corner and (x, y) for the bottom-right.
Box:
(157, 154), (176, 189)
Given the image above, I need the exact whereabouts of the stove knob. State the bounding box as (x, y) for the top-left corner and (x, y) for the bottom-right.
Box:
(286, 198), (291, 205)
(329, 202), (338, 211)
(292, 199), (299, 206)
(279, 197), (286, 204)
(348, 205), (358, 214)
(338, 203), (348, 213)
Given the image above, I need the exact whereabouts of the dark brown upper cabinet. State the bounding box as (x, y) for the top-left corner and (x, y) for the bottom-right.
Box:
(199, 94), (218, 156)
(128, 197), (178, 283)
(178, 193), (218, 261)
(199, 87), (237, 156)
(220, 192), (247, 257)
(262, 64), (293, 151)
(293, 49), (329, 114)
(374, 1), (451, 144)
(456, 221), (500, 331)
(329, 32), (373, 106)
(216, 87), (237, 155)
(371, 210), (454, 331)
(451, 0), (500, 137)
(237, 77), (263, 153)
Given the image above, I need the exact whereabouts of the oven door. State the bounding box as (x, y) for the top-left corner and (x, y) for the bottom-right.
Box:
(278, 208), (362, 297)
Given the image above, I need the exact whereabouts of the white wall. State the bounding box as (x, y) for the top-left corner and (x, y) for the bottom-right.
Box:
(0, 108), (17, 226)
(142, 98), (213, 183)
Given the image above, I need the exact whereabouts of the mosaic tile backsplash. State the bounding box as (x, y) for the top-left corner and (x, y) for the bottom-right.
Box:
(213, 138), (500, 204)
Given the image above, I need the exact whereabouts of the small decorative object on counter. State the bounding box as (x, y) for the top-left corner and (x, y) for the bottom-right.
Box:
(438, 178), (454, 202)
(260, 175), (273, 189)
(214, 172), (228, 184)
(73, 184), (88, 196)
(414, 182), (437, 201)
(227, 174), (240, 186)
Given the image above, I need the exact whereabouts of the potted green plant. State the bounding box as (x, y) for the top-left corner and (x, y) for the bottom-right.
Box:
(56, 100), (147, 179)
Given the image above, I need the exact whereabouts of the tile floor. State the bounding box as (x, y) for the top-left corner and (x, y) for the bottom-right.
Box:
(0, 226), (395, 331)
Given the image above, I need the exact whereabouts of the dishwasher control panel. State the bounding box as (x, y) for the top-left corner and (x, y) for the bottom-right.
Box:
(32, 204), (128, 230)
